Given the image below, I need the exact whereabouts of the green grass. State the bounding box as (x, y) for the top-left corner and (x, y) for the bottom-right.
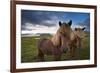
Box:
(21, 34), (90, 63)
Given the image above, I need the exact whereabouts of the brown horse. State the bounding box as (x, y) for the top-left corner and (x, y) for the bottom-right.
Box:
(70, 27), (86, 59)
(37, 20), (72, 61)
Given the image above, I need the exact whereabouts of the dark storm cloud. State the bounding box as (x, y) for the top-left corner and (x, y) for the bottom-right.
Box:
(21, 10), (90, 31)
(21, 10), (60, 27)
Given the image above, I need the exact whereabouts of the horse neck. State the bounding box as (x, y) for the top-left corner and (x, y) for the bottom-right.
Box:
(51, 29), (71, 47)
(70, 30), (75, 40)
(51, 31), (61, 47)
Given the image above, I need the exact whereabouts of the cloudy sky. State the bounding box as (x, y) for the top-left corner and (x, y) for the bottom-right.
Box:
(21, 10), (90, 35)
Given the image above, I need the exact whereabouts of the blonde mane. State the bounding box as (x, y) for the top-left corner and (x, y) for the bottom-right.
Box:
(51, 28), (72, 47)
(70, 30), (76, 41)
(51, 29), (61, 46)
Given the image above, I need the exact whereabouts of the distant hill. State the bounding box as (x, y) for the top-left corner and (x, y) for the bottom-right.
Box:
(21, 33), (52, 37)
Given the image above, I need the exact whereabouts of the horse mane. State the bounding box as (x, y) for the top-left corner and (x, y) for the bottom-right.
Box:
(70, 30), (82, 49)
(51, 29), (61, 47)
(51, 28), (71, 47)
(70, 30), (77, 41)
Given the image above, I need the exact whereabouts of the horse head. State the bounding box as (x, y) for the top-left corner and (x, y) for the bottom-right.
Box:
(74, 27), (86, 39)
(58, 20), (72, 38)
(58, 20), (72, 53)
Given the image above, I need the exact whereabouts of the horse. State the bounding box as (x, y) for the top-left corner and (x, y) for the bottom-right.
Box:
(37, 20), (72, 61)
(69, 27), (86, 59)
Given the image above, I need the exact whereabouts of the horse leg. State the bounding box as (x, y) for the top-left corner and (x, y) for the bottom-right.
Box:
(37, 49), (45, 61)
(77, 40), (82, 59)
(69, 46), (76, 59)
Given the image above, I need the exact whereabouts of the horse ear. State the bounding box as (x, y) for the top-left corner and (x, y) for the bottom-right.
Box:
(82, 27), (85, 30)
(68, 20), (72, 26)
(59, 21), (62, 26)
(75, 28), (77, 31)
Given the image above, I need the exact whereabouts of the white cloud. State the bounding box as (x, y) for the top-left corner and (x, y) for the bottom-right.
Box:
(21, 23), (59, 35)
(22, 23), (87, 35)
(71, 24), (86, 30)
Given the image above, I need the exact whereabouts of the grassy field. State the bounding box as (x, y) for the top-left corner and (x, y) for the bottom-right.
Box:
(21, 33), (90, 63)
